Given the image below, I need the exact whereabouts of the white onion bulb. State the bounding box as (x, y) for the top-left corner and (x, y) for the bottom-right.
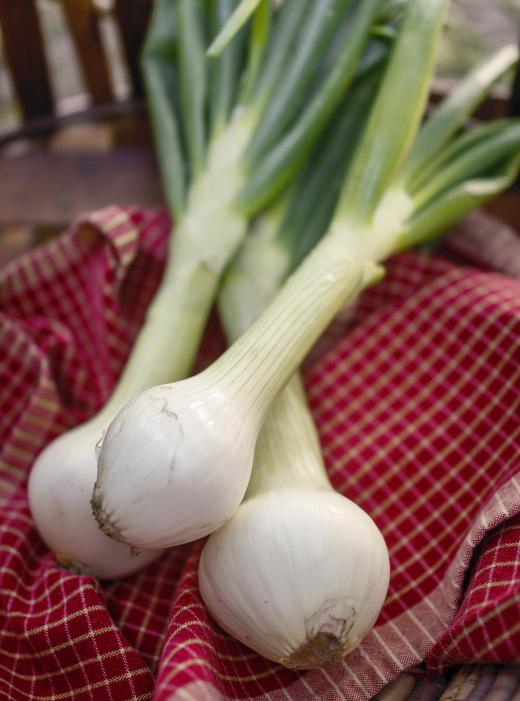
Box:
(199, 487), (389, 667)
(28, 419), (161, 579)
(92, 374), (259, 549)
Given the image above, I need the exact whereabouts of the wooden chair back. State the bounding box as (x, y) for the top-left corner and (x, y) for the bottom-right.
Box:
(0, 0), (151, 125)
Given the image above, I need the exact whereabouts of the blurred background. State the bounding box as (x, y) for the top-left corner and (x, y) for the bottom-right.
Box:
(439, 0), (519, 78)
(0, 0), (518, 128)
(0, 0), (518, 264)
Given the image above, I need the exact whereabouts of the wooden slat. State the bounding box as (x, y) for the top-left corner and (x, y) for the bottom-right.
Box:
(0, 149), (163, 227)
(114, 0), (153, 96)
(484, 190), (520, 233)
(0, 99), (145, 147)
(60, 0), (114, 104)
(509, 41), (520, 118)
(0, 0), (54, 120)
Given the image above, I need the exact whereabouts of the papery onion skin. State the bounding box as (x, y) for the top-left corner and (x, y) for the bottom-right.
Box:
(199, 487), (390, 668)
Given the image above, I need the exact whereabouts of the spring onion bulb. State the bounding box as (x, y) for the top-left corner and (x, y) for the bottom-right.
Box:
(94, 1), (520, 554)
(28, 419), (160, 579)
(92, 225), (381, 549)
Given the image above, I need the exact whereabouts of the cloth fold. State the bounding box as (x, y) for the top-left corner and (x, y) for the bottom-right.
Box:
(0, 206), (518, 701)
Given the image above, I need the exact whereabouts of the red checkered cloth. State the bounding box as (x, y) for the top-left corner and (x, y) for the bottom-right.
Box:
(0, 206), (519, 701)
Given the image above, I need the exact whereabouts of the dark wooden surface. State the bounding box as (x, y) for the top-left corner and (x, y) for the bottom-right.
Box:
(0, 0), (54, 120)
(483, 190), (520, 234)
(0, 146), (162, 227)
(114, 0), (153, 97)
(0, 99), (146, 147)
(60, 0), (114, 105)
(0, 0), (152, 124)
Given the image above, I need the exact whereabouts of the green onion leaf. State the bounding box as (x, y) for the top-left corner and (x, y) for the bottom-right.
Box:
(248, 0), (312, 111)
(209, 0), (245, 136)
(336, 0), (449, 226)
(177, 0), (207, 179)
(378, 0), (408, 23)
(412, 120), (520, 210)
(399, 152), (520, 249)
(370, 24), (397, 41)
(241, 0), (271, 102)
(207, 0), (263, 57)
(279, 75), (382, 268)
(237, 0), (382, 214)
(142, 0), (186, 218)
(410, 119), (509, 194)
(245, 0), (352, 166)
(401, 44), (519, 188)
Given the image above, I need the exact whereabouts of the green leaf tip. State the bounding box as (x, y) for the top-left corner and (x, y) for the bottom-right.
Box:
(208, 0), (264, 57)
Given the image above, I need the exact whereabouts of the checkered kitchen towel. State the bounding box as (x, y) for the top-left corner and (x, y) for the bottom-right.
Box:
(0, 206), (519, 701)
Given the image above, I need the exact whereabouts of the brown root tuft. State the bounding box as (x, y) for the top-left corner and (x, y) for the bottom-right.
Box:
(280, 633), (346, 670)
(56, 554), (93, 576)
(90, 482), (126, 544)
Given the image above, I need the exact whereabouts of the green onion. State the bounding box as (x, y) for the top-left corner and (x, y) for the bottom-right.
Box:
(240, 0), (271, 102)
(177, 0), (207, 178)
(238, 0), (382, 212)
(244, 0), (354, 164)
(399, 152), (520, 249)
(335, 0), (449, 226)
(140, 0), (186, 217)
(31, 0), (385, 577)
(199, 89), (389, 667)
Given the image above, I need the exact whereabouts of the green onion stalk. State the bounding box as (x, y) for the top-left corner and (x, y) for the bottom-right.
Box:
(200, 76), (391, 669)
(94, 1), (520, 561)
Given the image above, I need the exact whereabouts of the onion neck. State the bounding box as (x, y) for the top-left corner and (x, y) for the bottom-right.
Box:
(98, 253), (220, 424)
(218, 208), (291, 342)
(217, 216), (331, 494)
(217, 213), (395, 496)
(209, 223), (382, 428)
(96, 112), (254, 425)
(246, 374), (331, 496)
